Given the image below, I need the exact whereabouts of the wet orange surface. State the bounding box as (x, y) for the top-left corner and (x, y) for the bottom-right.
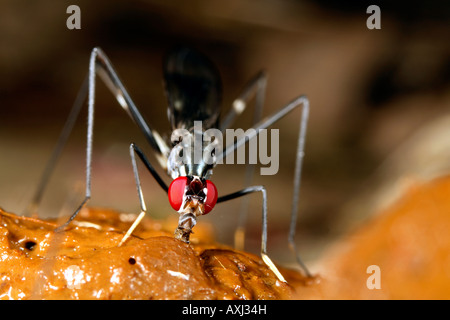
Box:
(295, 175), (450, 299)
(0, 207), (301, 300)
(2, 175), (450, 300)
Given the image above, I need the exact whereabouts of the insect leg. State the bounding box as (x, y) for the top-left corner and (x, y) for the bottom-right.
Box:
(222, 71), (267, 251)
(217, 186), (286, 283)
(118, 143), (157, 246)
(24, 74), (89, 216)
(219, 70), (267, 131)
(128, 143), (168, 193)
(52, 47), (169, 231)
(93, 48), (170, 161)
(218, 95), (312, 277)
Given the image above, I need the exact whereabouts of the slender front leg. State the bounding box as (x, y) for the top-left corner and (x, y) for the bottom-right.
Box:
(118, 143), (157, 246)
(128, 143), (168, 193)
(217, 95), (312, 277)
(217, 186), (286, 283)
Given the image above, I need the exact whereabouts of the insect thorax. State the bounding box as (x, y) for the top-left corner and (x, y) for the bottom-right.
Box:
(167, 129), (219, 180)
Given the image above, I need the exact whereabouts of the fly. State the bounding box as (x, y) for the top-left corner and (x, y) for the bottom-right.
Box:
(25, 47), (312, 282)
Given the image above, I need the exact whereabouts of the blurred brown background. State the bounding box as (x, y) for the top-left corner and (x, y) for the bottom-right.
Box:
(0, 0), (449, 265)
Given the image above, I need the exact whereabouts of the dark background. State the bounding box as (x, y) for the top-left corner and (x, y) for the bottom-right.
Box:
(0, 0), (449, 265)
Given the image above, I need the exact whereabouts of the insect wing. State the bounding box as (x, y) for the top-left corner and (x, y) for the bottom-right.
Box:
(164, 47), (222, 130)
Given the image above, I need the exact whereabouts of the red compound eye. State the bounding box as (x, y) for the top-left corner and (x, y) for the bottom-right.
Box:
(168, 176), (188, 211)
(203, 180), (218, 215)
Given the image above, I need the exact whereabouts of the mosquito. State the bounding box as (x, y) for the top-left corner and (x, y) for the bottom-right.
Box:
(25, 46), (312, 282)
